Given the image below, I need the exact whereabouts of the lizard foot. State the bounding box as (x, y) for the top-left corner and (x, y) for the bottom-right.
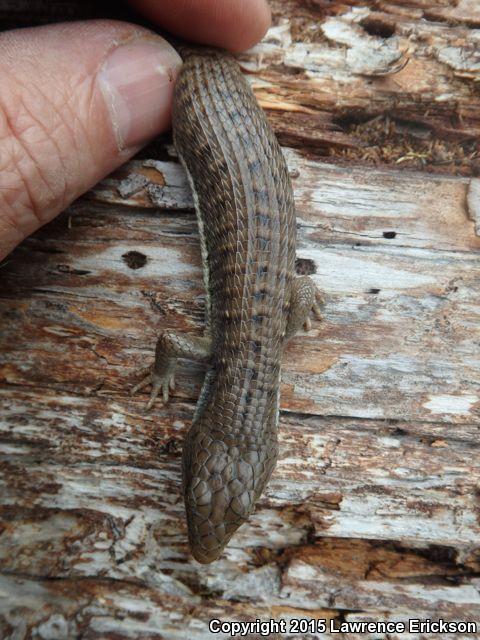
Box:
(288, 276), (325, 336)
(131, 366), (176, 410)
(129, 330), (210, 410)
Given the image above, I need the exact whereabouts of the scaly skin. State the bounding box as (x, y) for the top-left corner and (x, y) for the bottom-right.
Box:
(132, 48), (322, 563)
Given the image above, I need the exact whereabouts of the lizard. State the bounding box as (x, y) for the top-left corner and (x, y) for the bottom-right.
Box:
(132, 47), (322, 564)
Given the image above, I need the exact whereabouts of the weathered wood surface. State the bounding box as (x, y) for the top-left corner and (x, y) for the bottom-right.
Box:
(0, 1), (480, 638)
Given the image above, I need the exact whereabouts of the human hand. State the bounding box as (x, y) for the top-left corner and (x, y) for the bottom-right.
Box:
(0, 0), (271, 261)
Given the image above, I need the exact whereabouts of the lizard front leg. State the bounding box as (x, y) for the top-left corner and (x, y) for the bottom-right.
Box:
(286, 276), (324, 339)
(131, 331), (212, 410)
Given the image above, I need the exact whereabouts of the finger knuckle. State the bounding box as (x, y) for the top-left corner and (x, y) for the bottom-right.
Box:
(0, 67), (73, 234)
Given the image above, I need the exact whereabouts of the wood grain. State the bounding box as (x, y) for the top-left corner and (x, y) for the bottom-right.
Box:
(0, 0), (479, 637)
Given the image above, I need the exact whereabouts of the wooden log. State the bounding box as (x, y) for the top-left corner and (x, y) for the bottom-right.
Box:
(0, 0), (479, 637)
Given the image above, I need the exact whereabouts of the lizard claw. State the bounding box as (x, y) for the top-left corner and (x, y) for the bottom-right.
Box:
(313, 288), (324, 321)
(131, 372), (153, 396)
(131, 367), (175, 410)
(304, 287), (324, 329)
(312, 302), (323, 321)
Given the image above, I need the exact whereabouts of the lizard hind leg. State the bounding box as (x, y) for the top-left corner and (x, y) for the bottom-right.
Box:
(286, 276), (324, 339)
(131, 331), (212, 410)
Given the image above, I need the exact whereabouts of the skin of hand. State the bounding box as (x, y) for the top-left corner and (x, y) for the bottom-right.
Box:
(0, 0), (271, 261)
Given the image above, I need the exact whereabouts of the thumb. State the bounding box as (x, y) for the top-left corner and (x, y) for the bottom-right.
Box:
(0, 21), (182, 260)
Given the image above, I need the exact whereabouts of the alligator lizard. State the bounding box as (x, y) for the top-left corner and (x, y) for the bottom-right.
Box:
(132, 47), (322, 563)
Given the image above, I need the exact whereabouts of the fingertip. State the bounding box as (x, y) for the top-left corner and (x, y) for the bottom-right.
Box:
(98, 36), (182, 151)
(130, 0), (272, 52)
(227, 0), (272, 52)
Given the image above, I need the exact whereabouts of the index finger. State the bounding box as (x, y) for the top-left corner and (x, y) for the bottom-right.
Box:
(129, 0), (271, 52)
